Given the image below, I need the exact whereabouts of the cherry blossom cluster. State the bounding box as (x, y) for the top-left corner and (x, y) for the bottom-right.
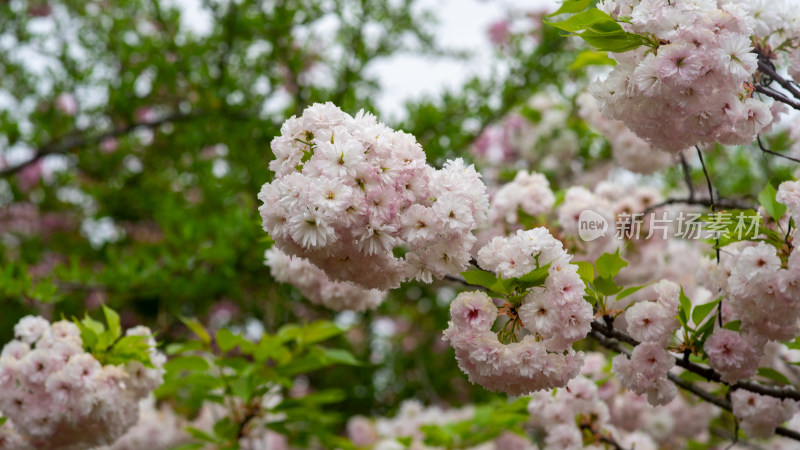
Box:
(0, 316), (165, 449)
(576, 93), (676, 174)
(259, 102), (488, 290)
(731, 390), (798, 439)
(99, 399), (193, 450)
(442, 229), (590, 395)
(591, 0), (782, 153)
(487, 170), (555, 227)
(443, 290), (584, 396)
(345, 400), (531, 449)
(704, 239), (800, 345)
(265, 247), (385, 312)
(471, 93), (579, 173)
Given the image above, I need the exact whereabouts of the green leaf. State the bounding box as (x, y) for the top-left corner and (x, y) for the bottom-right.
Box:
(320, 348), (363, 366)
(164, 355), (210, 372)
(106, 335), (153, 366)
(75, 318), (99, 350)
(692, 299), (720, 325)
(460, 269), (504, 293)
(545, 9), (620, 33)
(759, 183), (787, 223)
(185, 427), (220, 444)
(678, 287), (691, 328)
(180, 316), (211, 346)
(594, 276), (623, 296)
(616, 283), (650, 300)
(254, 335), (290, 364)
(579, 29), (644, 52)
(81, 314), (106, 336)
(215, 328), (240, 353)
(569, 50), (617, 70)
(513, 263), (552, 290)
(549, 0), (594, 16)
(573, 261), (595, 284)
(102, 305), (121, 340)
(723, 320), (741, 332)
(758, 367), (791, 385)
(300, 321), (346, 346)
(595, 249), (628, 279)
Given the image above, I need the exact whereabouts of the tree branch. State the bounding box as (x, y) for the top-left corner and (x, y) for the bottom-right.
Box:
(588, 326), (800, 442)
(590, 321), (800, 401)
(0, 112), (197, 178)
(756, 135), (800, 164)
(757, 55), (800, 101)
(753, 84), (800, 110)
(642, 197), (754, 216)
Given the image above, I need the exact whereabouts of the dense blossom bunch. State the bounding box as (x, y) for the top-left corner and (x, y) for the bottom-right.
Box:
(487, 170), (556, 226)
(0, 316), (165, 449)
(443, 290), (584, 396)
(345, 399), (533, 449)
(100, 399), (193, 450)
(704, 328), (760, 383)
(731, 390), (798, 439)
(259, 102), (488, 290)
(622, 280), (681, 346)
(611, 342), (677, 407)
(576, 93), (675, 174)
(442, 229), (590, 395)
(471, 93), (579, 171)
(704, 240), (800, 345)
(265, 247), (385, 312)
(591, 0), (782, 152)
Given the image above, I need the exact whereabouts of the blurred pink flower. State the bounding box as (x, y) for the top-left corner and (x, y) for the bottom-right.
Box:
(488, 20), (511, 46)
(55, 93), (78, 116)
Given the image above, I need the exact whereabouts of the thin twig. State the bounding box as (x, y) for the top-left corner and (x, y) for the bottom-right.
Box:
(757, 56), (800, 100)
(753, 84), (800, 110)
(590, 321), (800, 401)
(642, 197), (754, 216)
(756, 135), (800, 164)
(0, 112), (197, 177)
(679, 152), (695, 202)
(588, 327), (800, 442)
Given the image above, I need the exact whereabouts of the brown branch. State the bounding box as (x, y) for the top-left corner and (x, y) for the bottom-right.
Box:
(753, 84), (800, 110)
(679, 152), (695, 202)
(757, 56), (800, 101)
(590, 321), (800, 401)
(0, 112), (197, 177)
(588, 326), (800, 442)
(641, 197), (754, 216)
(756, 135), (800, 164)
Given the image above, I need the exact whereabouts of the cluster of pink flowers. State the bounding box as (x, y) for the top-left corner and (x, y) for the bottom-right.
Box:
(264, 247), (385, 312)
(731, 390), (798, 439)
(443, 228), (590, 395)
(259, 102), (488, 290)
(576, 93), (676, 174)
(611, 281), (680, 406)
(487, 170), (555, 226)
(704, 328), (760, 383)
(443, 290), (584, 396)
(0, 316), (165, 449)
(623, 280), (681, 346)
(591, 0), (778, 152)
(612, 342), (676, 406)
(706, 240), (800, 344)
